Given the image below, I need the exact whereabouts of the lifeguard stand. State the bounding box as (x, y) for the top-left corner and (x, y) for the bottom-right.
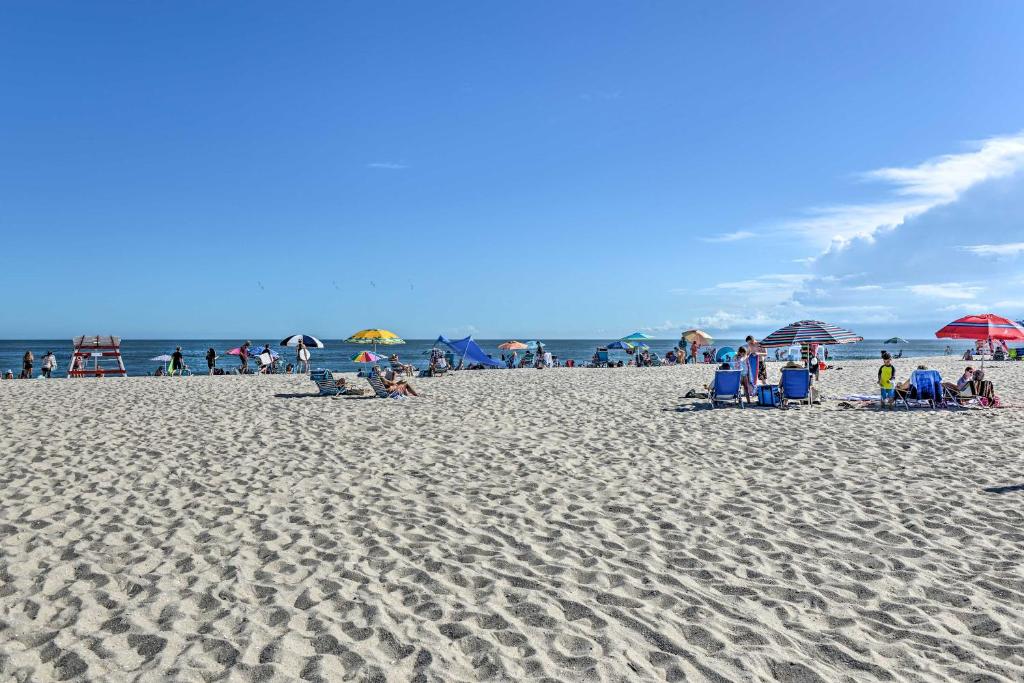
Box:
(68, 335), (127, 377)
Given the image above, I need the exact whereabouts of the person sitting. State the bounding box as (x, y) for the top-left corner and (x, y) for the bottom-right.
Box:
(969, 369), (997, 405)
(377, 368), (419, 396)
(962, 349), (974, 361)
(389, 353), (415, 375)
(894, 365), (930, 401)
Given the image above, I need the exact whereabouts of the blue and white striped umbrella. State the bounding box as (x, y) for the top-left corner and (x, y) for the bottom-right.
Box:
(280, 334), (325, 348)
(761, 320), (863, 347)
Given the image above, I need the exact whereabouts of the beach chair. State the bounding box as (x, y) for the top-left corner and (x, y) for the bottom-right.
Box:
(709, 370), (743, 408)
(521, 352), (535, 368)
(596, 348), (609, 367)
(780, 368), (812, 406)
(367, 368), (403, 399)
(650, 353), (662, 367)
(900, 369), (945, 409)
(389, 357), (415, 376)
(310, 368), (346, 396)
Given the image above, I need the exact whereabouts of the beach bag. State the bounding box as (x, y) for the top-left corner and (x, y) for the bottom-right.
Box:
(757, 384), (780, 407)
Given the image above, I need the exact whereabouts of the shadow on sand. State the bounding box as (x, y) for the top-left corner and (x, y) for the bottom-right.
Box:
(982, 484), (1024, 495)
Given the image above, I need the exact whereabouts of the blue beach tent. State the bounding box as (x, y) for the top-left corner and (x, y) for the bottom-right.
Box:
(436, 335), (505, 368)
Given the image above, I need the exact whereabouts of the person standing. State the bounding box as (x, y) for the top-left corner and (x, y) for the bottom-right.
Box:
(296, 339), (309, 373)
(206, 348), (217, 375)
(239, 341), (251, 373)
(21, 350), (34, 379)
(170, 346), (185, 376)
(41, 350), (57, 378)
(689, 339), (698, 364)
(732, 347), (754, 405)
(878, 352), (896, 410)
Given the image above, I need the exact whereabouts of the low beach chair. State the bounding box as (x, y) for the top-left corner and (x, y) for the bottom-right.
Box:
(899, 369), (945, 409)
(367, 368), (402, 399)
(780, 368), (812, 406)
(596, 348), (609, 367)
(709, 370), (742, 408)
(310, 368), (346, 396)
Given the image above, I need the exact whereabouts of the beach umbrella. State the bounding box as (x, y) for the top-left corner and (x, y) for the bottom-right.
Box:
(346, 328), (404, 353)
(606, 340), (634, 351)
(936, 314), (1024, 366)
(621, 331), (652, 342)
(681, 329), (713, 345)
(280, 334), (325, 348)
(498, 341), (528, 350)
(150, 354), (173, 362)
(884, 337), (908, 344)
(935, 314), (1024, 341)
(523, 340), (543, 348)
(760, 320), (864, 347)
(352, 351), (383, 364)
(715, 347), (736, 363)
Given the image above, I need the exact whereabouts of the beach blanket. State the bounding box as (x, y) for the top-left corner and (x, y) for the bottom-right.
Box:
(831, 394), (990, 410)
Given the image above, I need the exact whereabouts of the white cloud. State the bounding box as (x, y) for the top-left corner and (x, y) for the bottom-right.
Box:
(368, 162), (410, 170)
(639, 320), (684, 334)
(693, 310), (787, 331)
(785, 132), (1024, 250)
(961, 242), (1024, 258)
(700, 230), (756, 243)
(710, 273), (811, 293)
(907, 283), (983, 300)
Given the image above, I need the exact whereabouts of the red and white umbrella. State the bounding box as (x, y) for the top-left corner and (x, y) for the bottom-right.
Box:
(935, 313), (1024, 341)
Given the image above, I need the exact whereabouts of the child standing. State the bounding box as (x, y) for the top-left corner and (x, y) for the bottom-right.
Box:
(878, 352), (896, 410)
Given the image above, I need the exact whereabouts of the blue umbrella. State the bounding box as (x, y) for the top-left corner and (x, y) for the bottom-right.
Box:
(607, 340), (634, 350)
(715, 347), (736, 363)
(621, 331), (652, 341)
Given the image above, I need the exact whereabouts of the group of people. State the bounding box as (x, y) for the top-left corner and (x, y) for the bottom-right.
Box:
(154, 340), (316, 377)
(878, 352), (998, 409)
(5, 350), (59, 380)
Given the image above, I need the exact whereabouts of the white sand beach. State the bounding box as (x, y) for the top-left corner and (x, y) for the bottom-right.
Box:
(1, 356), (1022, 682)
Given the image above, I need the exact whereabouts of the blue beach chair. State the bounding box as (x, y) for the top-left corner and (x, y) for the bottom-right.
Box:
(900, 369), (945, 409)
(710, 370), (743, 408)
(310, 368), (346, 396)
(596, 348), (610, 367)
(780, 368), (812, 406)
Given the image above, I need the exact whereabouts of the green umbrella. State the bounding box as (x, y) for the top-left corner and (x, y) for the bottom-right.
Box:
(621, 331), (652, 341)
(884, 337), (908, 344)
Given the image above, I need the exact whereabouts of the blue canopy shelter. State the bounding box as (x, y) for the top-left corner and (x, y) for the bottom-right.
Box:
(436, 335), (505, 368)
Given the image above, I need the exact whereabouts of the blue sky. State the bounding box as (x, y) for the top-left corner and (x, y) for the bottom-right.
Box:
(2, 2), (1023, 338)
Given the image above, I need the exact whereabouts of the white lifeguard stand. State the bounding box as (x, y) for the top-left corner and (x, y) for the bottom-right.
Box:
(68, 335), (127, 378)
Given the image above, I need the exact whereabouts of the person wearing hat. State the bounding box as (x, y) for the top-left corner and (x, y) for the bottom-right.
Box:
(41, 350), (57, 378)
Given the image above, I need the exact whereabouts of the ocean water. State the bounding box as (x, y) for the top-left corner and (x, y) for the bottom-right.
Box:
(0, 338), (981, 378)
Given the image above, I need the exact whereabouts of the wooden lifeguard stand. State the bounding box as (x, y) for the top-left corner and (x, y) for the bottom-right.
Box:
(68, 335), (127, 377)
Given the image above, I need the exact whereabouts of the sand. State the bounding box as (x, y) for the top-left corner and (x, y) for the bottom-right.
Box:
(1, 356), (1022, 682)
